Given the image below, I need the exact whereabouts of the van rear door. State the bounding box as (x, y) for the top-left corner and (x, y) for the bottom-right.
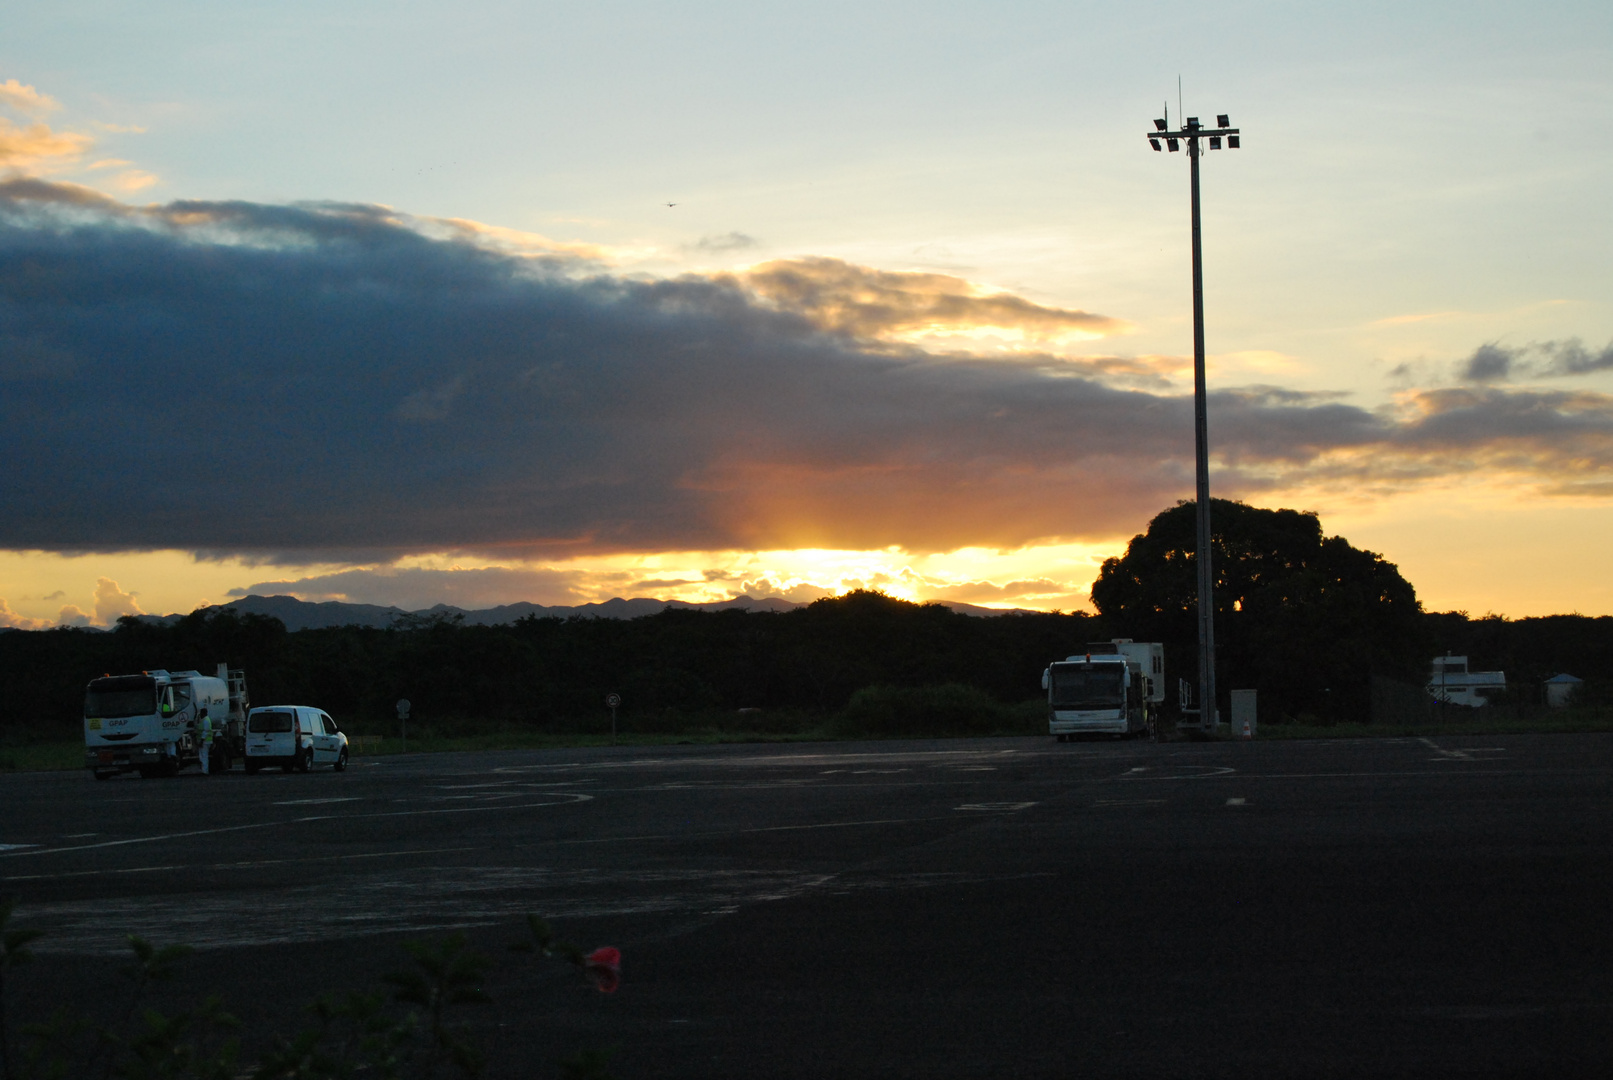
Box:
(247, 709), (296, 758)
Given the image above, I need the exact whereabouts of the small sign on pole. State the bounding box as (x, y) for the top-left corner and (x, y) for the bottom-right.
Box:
(605, 693), (621, 744)
(397, 698), (411, 752)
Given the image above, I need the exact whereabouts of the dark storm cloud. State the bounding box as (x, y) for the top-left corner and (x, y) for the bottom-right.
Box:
(3, 181), (1611, 560)
(1457, 338), (1613, 382)
(1460, 343), (1515, 382)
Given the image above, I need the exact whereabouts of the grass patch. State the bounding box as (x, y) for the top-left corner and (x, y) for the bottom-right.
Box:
(0, 740), (87, 771)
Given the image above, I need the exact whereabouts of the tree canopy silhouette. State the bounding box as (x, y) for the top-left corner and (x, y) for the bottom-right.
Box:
(1090, 499), (1431, 722)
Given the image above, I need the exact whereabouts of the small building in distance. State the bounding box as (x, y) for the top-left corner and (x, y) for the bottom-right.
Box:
(1426, 655), (1506, 708)
(1544, 673), (1584, 708)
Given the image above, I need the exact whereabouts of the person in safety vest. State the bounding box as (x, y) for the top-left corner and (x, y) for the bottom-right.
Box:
(199, 708), (213, 775)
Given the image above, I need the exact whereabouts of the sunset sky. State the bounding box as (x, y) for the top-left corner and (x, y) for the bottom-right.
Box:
(3, 1), (1612, 627)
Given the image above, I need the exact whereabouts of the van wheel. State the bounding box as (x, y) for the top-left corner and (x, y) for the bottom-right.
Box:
(297, 748), (311, 773)
(334, 747), (348, 772)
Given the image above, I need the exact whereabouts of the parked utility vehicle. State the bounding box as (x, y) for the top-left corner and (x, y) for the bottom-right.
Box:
(84, 665), (249, 779)
(1042, 639), (1164, 739)
(244, 706), (349, 773)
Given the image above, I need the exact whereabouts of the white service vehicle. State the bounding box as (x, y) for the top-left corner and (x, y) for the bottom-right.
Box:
(84, 666), (249, 779)
(244, 706), (349, 773)
(1426, 655), (1506, 707)
(1042, 639), (1164, 740)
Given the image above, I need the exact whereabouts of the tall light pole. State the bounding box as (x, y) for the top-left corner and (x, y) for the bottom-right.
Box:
(1147, 106), (1240, 733)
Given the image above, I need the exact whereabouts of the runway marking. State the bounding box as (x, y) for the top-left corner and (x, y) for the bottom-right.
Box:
(273, 797), (364, 805)
(2, 846), (477, 883)
(0, 844), (38, 851)
(557, 815), (952, 846)
(1121, 766), (1236, 779)
(1419, 737), (1472, 760)
(0, 793), (594, 859)
(1226, 798), (1247, 806)
(955, 802), (1037, 812)
(3, 864), (184, 881)
(491, 748), (1022, 774)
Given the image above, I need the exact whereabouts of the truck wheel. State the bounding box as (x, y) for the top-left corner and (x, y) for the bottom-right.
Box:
(334, 747), (348, 772)
(137, 765), (158, 779)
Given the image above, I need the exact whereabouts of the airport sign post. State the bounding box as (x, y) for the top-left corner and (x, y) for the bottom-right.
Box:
(605, 693), (621, 744)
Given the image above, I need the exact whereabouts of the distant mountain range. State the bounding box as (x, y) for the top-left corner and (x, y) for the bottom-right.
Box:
(128, 593), (1030, 632)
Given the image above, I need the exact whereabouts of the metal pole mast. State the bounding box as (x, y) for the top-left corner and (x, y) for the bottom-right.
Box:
(1147, 108), (1240, 732)
(1188, 126), (1217, 731)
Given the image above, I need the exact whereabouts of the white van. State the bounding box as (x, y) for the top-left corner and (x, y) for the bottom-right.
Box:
(244, 706), (349, 774)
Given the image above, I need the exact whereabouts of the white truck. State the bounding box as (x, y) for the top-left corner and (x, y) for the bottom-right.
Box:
(1042, 639), (1164, 740)
(83, 665), (250, 779)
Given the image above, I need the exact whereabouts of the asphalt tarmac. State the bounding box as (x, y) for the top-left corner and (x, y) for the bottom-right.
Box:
(3, 733), (1612, 1078)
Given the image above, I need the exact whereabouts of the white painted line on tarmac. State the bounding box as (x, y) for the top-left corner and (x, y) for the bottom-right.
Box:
(3, 864), (183, 881)
(557, 815), (953, 846)
(492, 748), (1023, 774)
(0, 793), (594, 859)
(3, 846), (477, 883)
(955, 802), (1037, 812)
(0, 844), (38, 851)
(1226, 798), (1246, 806)
(1419, 737), (1470, 760)
(1121, 766), (1236, 779)
(274, 797), (364, 805)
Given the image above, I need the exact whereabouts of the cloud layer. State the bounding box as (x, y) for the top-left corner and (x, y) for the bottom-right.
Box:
(3, 180), (1612, 564)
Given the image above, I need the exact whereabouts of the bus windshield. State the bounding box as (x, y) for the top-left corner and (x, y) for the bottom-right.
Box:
(1050, 667), (1124, 710)
(84, 676), (157, 719)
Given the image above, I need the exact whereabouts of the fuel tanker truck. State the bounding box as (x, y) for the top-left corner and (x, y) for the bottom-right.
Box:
(83, 665), (250, 778)
(1042, 639), (1164, 740)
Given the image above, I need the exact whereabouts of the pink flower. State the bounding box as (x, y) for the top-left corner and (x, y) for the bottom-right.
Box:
(584, 946), (621, 993)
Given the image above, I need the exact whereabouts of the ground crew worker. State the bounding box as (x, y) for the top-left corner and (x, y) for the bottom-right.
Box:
(199, 708), (213, 775)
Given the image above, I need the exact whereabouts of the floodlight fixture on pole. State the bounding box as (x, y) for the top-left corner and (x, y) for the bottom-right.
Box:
(1146, 104), (1240, 733)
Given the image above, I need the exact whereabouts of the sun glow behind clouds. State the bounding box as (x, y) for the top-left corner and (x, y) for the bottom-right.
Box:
(243, 543), (1116, 614)
(0, 543), (1119, 627)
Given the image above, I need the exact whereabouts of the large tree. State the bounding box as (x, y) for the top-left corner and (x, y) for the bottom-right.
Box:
(1090, 500), (1430, 723)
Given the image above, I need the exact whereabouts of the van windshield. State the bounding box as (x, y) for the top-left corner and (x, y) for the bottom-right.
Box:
(1050, 667), (1124, 710)
(249, 711), (295, 733)
(85, 676), (156, 719)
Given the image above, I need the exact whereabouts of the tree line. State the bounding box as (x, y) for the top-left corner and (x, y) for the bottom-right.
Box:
(4, 502), (1609, 738)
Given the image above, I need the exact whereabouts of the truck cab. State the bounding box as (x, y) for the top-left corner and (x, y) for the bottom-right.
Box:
(84, 666), (248, 778)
